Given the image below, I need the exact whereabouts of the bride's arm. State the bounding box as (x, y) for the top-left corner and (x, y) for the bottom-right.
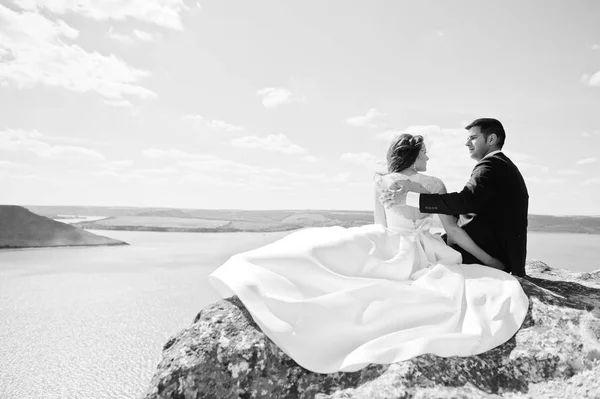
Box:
(438, 215), (505, 270)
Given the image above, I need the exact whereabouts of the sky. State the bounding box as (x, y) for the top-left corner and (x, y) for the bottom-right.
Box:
(0, 0), (599, 215)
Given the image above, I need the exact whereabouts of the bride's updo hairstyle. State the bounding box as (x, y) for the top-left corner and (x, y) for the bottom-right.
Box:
(386, 133), (424, 173)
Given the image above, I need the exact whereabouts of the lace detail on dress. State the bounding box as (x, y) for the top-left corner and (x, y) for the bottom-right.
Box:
(411, 174), (447, 195)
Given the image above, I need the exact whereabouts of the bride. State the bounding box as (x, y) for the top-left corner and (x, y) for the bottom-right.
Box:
(209, 134), (528, 374)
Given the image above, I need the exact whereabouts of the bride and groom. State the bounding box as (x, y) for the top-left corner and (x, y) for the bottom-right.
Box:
(209, 118), (530, 374)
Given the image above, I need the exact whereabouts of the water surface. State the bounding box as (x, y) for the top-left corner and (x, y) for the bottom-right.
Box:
(0, 229), (598, 398)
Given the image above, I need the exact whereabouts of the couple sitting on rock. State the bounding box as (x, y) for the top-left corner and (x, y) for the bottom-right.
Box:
(210, 118), (530, 373)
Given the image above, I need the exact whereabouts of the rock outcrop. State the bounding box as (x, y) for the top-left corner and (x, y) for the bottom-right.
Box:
(0, 205), (127, 248)
(144, 261), (600, 399)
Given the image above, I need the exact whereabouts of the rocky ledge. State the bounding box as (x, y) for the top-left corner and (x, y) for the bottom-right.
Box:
(144, 261), (600, 399)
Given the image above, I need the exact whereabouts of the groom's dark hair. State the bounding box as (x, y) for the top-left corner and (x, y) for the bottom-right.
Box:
(465, 118), (506, 148)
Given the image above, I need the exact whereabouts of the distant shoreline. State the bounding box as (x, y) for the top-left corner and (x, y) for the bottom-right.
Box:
(20, 206), (600, 236)
(0, 242), (128, 250)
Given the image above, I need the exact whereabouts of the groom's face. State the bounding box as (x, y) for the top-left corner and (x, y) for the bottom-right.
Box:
(465, 127), (491, 161)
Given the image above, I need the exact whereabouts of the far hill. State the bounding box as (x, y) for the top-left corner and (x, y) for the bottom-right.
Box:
(22, 205), (600, 234)
(0, 205), (127, 249)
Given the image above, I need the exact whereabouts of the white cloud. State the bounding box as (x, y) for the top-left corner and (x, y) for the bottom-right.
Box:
(94, 167), (177, 183)
(133, 29), (154, 42)
(106, 160), (134, 168)
(179, 154), (326, 188)
(582, 71), (600, 87)
(182, 114), (204, 123)
(142, 148), (202, 159)
(0, 160), (30, 169)
(526, 176), (565, 185)
(206, 119), (244, 133)
(303, 155), (318, 162)
(0, 5), (156, 101)
(13, 0), (188, 30)
(582, 131), (600, 138)
(231, 134), (306, 154)
(591, 44), (600, 50)
(135, 167), (179, 175)
(340, 152), (381, 170)
(0, 129), (105, 160)
(576, 156), (597, 165)
(102, 98), (134, 108)
(514, 161), (549, 174)
(345, 108), (386, 128)
(93, 169), (144, 182)
(182, 114), (244, 133)
(332, 172), (351, 182)
(375, 130), (401, 142)
(583, 178), (600, 186)
(557, 169), (581, 176)
(256, 87), (304, 109)
(107, 27), (133, 44)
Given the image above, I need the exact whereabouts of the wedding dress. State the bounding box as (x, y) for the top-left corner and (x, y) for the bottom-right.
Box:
(209, 173), (529, 374)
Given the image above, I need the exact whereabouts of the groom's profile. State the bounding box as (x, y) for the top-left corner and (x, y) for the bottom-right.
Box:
(382, 118), (529, 277)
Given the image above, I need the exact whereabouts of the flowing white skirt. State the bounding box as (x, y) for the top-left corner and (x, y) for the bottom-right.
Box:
(209, 224), (529, 374)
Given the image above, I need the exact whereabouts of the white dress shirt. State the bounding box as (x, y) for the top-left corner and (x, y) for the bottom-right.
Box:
(406, 151), (503, 209)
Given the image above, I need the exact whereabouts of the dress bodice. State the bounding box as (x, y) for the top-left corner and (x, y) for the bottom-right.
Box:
(375, 173), (446, 233)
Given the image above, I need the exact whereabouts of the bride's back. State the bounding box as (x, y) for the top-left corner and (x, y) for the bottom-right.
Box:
(376, 173), (446, 229)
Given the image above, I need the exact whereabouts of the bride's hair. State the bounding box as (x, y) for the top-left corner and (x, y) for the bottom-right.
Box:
(386, 134), (424, 173)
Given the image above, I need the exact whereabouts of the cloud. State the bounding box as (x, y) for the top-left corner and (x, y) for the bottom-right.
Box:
(557, 169), (581, 176)
(231, 134), (306, 154)
(13, 0), (188, 30)
(0, 5), (156, 101)
(182, 114), (244, 133)
(182, 114), (205, 123)
(0, 129), (106, 160)
(375, 130), (401, 142)
(591, 44), (600, 50)
(582, 131), (600, 138)
(576, 157), (597, 165)
(0, 160), (30, 169)
(102, 98), (134, 108)
(340, 152), (381, 170)
(206, 119), (244, 133)
(107, 27), (134, 44)
(256, 87), (304, 109)
(303, 155), (317, 162)
(583, 178), (600, 186)
(345, 108), (386, 128)
(179, 154), (326, 188)
(526, 176), (565, 185)
(513, 161), (549, 174)
(331, 172), (351, 182)
(129, 147), (328, 188)
(582, 71), (600, 87)
(133, 30), (155, 42)
(142, 148), (201, 159)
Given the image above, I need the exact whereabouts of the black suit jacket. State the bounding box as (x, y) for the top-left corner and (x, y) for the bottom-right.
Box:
(420, 152), (529, 276)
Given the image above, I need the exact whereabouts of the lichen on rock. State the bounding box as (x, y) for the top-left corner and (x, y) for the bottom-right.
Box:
(144, 261), (600, 399)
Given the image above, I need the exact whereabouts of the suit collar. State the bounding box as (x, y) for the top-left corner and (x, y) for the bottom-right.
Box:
(482, 150), (502, 160)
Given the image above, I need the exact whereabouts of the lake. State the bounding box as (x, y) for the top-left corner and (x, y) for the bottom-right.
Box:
(1, 229), (599, 399)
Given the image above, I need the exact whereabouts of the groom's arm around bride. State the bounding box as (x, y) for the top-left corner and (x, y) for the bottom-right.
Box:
(383, 118), (529, 277)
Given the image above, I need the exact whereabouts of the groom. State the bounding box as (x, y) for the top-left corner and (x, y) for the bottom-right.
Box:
(381, 118), (529, 277)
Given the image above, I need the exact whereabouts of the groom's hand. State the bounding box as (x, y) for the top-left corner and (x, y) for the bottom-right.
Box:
(379, 188), (407, 208)
(486, 257), (506, 272)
